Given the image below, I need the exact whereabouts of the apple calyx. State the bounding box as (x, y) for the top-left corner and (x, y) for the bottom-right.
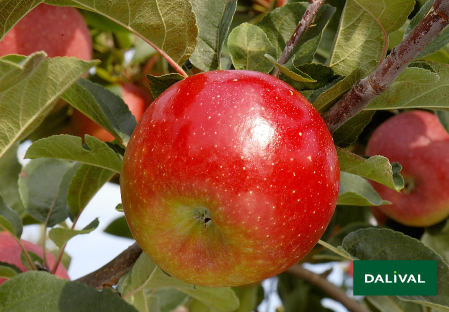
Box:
(193, 207), (212, 227)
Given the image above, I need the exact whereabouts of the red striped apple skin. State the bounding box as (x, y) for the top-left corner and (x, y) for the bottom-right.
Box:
(366, 110), (449, 227)
(121, 70), (339, 287)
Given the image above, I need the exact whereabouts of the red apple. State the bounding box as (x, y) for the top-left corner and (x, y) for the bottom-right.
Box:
(120, 70), (340, 287)
(366, 110), (449, 227)
(0, 232), (70, 285)
(70, 83), (154, 142)
(0, 4), (92, 60)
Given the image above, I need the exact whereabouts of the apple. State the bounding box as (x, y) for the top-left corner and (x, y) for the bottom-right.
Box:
(0, 4), (92, 60)
(366, 110), (449, 227)
(120, 70), (340, 287)
(0, 232), (70, 285)
(70, 83), (154, 142)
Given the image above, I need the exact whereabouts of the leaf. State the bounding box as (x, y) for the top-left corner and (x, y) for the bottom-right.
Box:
(0, 196), (22, 238)
(147, 73), (184, 99)
(0, 265), (19, 280)
(227, 23), (276, 73)
(332, 110), (376, 147)
(284, 63), (337, 92)
(61, 79), (137, 144)
(104, 216), (133, 239)
(327, 0), (414, 75)
(43, 0), (197, 66)
(338, 172), (390, 206)
(48, 218), (99, 248)
(0, 1), (42, 40)
(67, 164), (115, 218)
(25, 135), (123, 173)
(258, 3), (335, 66)
(0, 52), (98, 158)
(265, 55), (315, 82)
(422, 220), (449, 267)
(366, 296), (426, 312)
(0, 53), (45, 93)
(313, 60), (377, 113)
(337, 148), (403, 192)
(341, 228), (449, 310)
(18, 159), (76, 227)
(0, 143), (26, 218)
(0, 271), (138, 311)
(190, 0), (237, 71)
(181, 286), (240, 312)
(366, 63), (449, 110)
(20, 251), (43, 270)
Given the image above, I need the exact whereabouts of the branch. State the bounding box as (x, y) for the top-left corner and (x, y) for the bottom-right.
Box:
(272, 0), (327, 77)
(286, 264), (370, 312)
(322, 0), (449, 133)
(75, 242), (142, 290)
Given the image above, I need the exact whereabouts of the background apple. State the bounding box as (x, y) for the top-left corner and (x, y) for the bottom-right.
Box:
(120, 70), (340, 287)
(0, 232), (70, 285)
(366, 110), (449, 227)
(70, 83), (154, 142)
(0, 4), (92, 60)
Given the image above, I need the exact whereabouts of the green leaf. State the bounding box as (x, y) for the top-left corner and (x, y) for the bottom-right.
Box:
(0, 1), (43, 40)
(265, 55), (315, 82)
(0, 52), (98, 158)
(435, 110), (449, 134)
(327, 0), (414, 75)
(338, 172), (390, 206)
(366, 296), (426, 312)
(0, 53), (45, 93)
(341, 228), (449, 310)
(284, 63), (337, 92)
(190, 0), (237, 71)
(25, 135), (123, 173)
(182, 286), (240, 312)
(0, 196), (22, 237)
(0, 265), (19, 280)
(104, 216), (133, 239)
(147, 73), (184, 99)
(332, 110), (375, 147)
(258, 3), (335, 66)
(18, 159), (76, 227)
(227, 23), (277, 73)
(337, 148), (403, 192)
(0, 271), (138, 311)
(155, 289), (189, 312)
(20, 251), (43, 270)
(43, 0), (197, 66)
(313, 60), (377, 113)
(422, 220), (449, 267)
(67, 164), (115, 219)
(61, 79), (137, 144)
(0, 143), (26, 218)
(366, 63), (449, 110)
(49, 218), (99, 248)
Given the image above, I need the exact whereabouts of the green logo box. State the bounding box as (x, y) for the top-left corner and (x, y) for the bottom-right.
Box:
(353, 260), (437, 296)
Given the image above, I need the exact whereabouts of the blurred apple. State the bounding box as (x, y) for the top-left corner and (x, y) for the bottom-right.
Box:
(0, 232), (70, 285)
(70, 83), (154, 142)
(0, 4), (92, 60)
(366, 110), (449, 227)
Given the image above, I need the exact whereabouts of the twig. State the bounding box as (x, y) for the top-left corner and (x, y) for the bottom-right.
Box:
(322, 0), (449, 133)
(75, 242), (142, 290)
(286, 264), (370, 312)
(272, 0), (327, 77)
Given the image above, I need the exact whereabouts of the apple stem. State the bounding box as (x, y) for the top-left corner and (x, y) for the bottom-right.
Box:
(322, 0), (449, 133)
(271, 0), (327, 78)
(286, 264), (371, 312)
(75, 243), (143, 289)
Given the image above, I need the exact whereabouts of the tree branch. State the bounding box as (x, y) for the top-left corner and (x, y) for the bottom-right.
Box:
(75, 242), (142, 290)
(322, 0), (449, 133)
(286, 264), (370, 312)
(272, 0), (327, 77)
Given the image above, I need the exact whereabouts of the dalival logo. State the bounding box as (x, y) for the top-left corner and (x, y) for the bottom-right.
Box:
(364, 271), (426, 284)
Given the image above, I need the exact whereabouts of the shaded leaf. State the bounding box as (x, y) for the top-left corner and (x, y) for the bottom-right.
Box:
(422, 220), (449, 267)
(0, 265), (19, 280)
(44, 0), (197, 66)
(62, 79), (137, 144)
(328, 0), (414, 75)
(0, 1), (42, 40)
(49, 218), (99, 248)
(18, 159), (75, 227)
(20, 251), (43, 271)
(147, 73), (184, 99)
(25, 135), (123, 173)
(0, 52), (98, 158)
(332, 110), (375, 147)
(338, 172), (390, 206)
(190, 0), (237, 71)
(67, 164), (115, 219)
(341, 228), (449, 310)
(104, 216), (133, 239)
(366, 296), (425, 312)
(0, 271), (138, 311)
(337, 148), (403, 192)
(0, 196), (22, 237)
(228, 23), (276, 73)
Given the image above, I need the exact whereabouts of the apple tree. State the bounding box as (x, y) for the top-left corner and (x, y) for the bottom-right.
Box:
(1, 0), (449, 311)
